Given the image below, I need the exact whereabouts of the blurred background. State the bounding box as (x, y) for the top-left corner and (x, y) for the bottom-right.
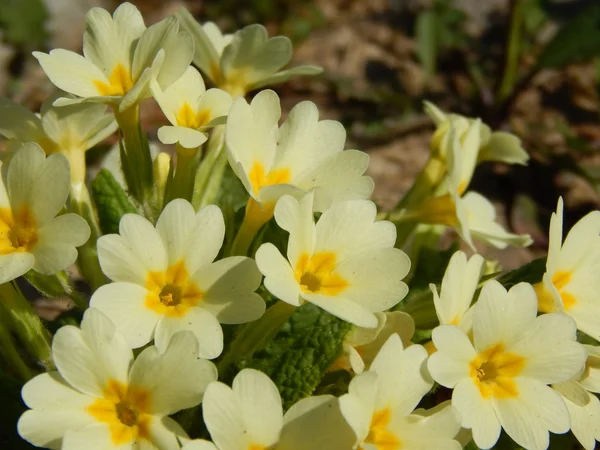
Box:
(1, 0), (600, 270)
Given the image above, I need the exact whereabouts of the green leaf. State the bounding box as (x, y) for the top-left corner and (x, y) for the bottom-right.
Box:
(240, 303), (352, 410)
(90, 169), (138, 235)
(496, 257), (546, 289)
(416, 10), (438, 79)
(0, 0), (48, 48)
(537, 3), (600, 69)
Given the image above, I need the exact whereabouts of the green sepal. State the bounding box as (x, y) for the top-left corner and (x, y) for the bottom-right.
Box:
(90, 168), (138, 235)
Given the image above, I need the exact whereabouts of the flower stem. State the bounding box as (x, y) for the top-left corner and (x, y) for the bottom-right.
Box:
(230, 198), (274, 256)
(70, 182), (106, 293)
(0, 282), (53, 371)
(217, 300), (296, 378)
(114, 105), (154, 209)
(163, 145), (199, 206)
(0, 305), (34, 380)
(192, 127), (227, 210)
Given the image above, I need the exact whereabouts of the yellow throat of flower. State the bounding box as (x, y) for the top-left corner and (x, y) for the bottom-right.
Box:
(176, 102), (211, 129)
(94, 63), (134, 97)
(87, 379), (152, 445)
(144, 260), (204, 317)
(0, 207), (38, 255)
(469, 343), (525, 399)
(360, 408), (401, 450)
(294, 252), (348, 296)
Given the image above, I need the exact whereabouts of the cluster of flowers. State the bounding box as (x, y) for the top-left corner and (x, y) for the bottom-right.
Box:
(0, 2), (598, 450)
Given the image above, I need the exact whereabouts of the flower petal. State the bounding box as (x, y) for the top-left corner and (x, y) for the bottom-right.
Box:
(0, 252), (34, 284)
(302, 292), (378, 328)
(62, 424), (129, 450)
(256, 243), (301, 307)
(429, 325), (476, 388)
(129, 331), (217, 415)
(157, 126), (207, 148)
(89, 282), (159, 349)
(195, 256), (265, 323)
(154, 308), (223, 359)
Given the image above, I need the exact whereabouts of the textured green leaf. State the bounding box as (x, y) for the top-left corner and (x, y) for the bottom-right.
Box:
(240, 303), (352, 409)
(537, 3), (600, 69)
(90, 169), (138, 235)
(496, 257), (546, 289)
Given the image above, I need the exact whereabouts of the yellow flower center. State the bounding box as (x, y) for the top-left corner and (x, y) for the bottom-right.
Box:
(94, 64), (134, 97)
(294, 252), (348, 296)
(144, 260), (204, 317)
(220, 69), (250, 97)
(248, 445), (268, 450)
(412, 194), (458, 227)
(248, 162), (291, 197)
(359, 408), (401, 450)
(535, 270), (577, 313)
(470, 343), (525, 399)
(0, 207), (38, 255)
(87, 380), (152, 445)
(176, 102), (211, 129)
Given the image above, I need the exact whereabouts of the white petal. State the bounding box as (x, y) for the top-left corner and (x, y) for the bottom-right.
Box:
(334, 248), (410, 312)
(256, 243), (302, 307)
(203, 381), (253, 450)
(148, 416), (188, 450)
(155, 199), (197, 265)
(52, 308), (132, 397)
(314, 200), (395, 261)
(89, 282), (159, 349)
(274, 193), (315, 265)
(514, 313), (586, 384)
(62, 424), (129, 450)
(181, 440), (218, 450)
(225, 90), (280, 178)
(452, 380), (501, 450)
(493, 377), (570, 450)
(370, 335), (432, 415)
(154, 309), (223, 359)
(279, 395), (356, 450)
(473, 281), (537, 352)
(0, 97), (46, 142)
(33, 50), (108, 98)
(194, 256), (265, 323)
(118, 213), (167, 273)
(233, 368), (283, 446)
(0, 252), (34, 284)
(428, 325), (476, 387)
(129, 331), (217, 415)
(185, 204), (226, 274)
(564, 390), (600, 450)
(302, 291), (378, 328)
(175, 10), (220, 79)
(97, 234), (149, 284)
(18, 408), (95, 450)
(37, 213), (91, 247)
(157, 125), (208, 148)
(196, 89), (233, 125)
(152, 66), (206, 124)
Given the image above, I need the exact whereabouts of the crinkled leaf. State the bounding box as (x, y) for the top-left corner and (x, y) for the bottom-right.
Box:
(90, 168), (138, 235)
(240, 303), (352, 410)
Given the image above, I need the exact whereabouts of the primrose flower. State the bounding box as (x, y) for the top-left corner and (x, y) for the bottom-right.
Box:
(91, 199), (264, 358)
(33, 2), (193, 112)
(151, 66), (232, 150)
(431, 250), (484, 332)
(534, 197), (600, 341)
(17, 308), (217, 450)
(0, 96), (116, 183)
(0, 143), (90, 283)
(428, 280), (586, 450)
(424, 101), (529, 165)
(339, 334), (462, 449)
(202, 368), (355, 450)
(256, 193), (410, 328)
(331, 311), (415, 373)
(414, 121), (532, 249)
(178, 8), (322, 97)
(227, 89), (373, 244)
(553, 345), (600, 450)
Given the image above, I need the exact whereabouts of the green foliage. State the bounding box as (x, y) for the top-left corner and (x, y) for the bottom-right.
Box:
(90, 169), (138, 235)
(0, 0), (48, 48)
(537, 2), (600, 69)
(496, 257), (546, 289)
(241, 303), (352, 409)
(415, 0), (468, 78)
